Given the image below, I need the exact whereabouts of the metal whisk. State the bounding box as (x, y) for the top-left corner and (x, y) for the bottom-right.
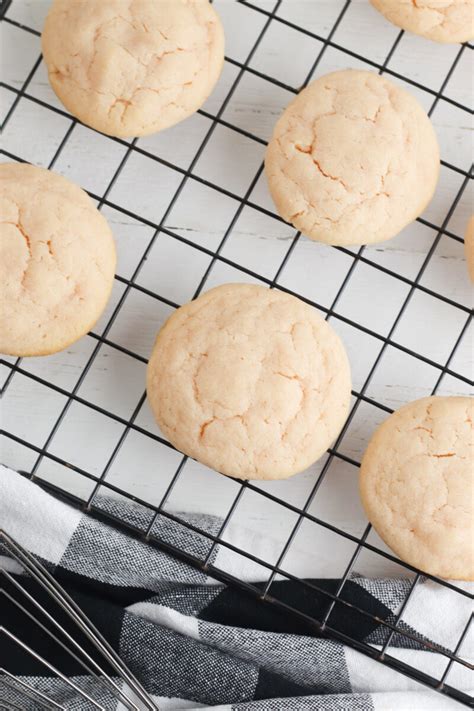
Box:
(0, 529), (158, 710)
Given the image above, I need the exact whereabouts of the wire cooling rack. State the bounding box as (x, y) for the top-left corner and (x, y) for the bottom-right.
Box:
(1, 0), (473, 707)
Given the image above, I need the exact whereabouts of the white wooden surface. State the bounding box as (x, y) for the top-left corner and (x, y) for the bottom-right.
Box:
(1, 0), (473, 581)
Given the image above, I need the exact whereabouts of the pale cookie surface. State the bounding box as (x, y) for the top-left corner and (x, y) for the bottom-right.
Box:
(465, 215), (474, 282)
(147, 284), (351, 480)
(370, 0), (474, 44)
(0, 163), (116, 357)
(41, 0), (225, 138)
(265, 70), (440, 246)
(360, 396), (474, 580)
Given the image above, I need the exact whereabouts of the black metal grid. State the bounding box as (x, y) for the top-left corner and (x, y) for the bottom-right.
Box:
(1, 0), (473, 706)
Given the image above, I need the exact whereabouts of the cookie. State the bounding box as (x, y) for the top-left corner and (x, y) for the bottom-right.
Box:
(370, 0), (474, 44)
(465, 215), (474, 282)
(360, 396), (474, 580)
(265, 70), (439, 246)
(41, 0), (225, 138)
(147, 284), (351, 480)
(0, 163), (116, 357)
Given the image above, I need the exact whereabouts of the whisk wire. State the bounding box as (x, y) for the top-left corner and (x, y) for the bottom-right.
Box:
(0, 530), (158, 711)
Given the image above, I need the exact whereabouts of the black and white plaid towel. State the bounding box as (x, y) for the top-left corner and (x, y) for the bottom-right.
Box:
(0, 465), (472, 710)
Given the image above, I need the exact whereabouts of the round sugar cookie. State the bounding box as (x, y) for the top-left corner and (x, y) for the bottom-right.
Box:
(41, 0), (225, 138)
(265, 69), (440, 246)
(360, 396), (474, 580)
(147, 284), (352, 480)
(0, 163), (116, 357)
(465, 215), (474, 282)
(370, 0), (474, 44)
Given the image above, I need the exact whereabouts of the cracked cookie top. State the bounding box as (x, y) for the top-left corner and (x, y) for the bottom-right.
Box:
(147, 283), (351, 480)
(0, 163), (116, 356)
(41, 0), (225, 138)
(360, 396), (474, 580)
(370, 0), (474, 44)
(265, 69), (439, 246)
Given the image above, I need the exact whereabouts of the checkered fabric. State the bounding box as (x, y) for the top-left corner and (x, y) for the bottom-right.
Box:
(0, 466), (472, 710)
